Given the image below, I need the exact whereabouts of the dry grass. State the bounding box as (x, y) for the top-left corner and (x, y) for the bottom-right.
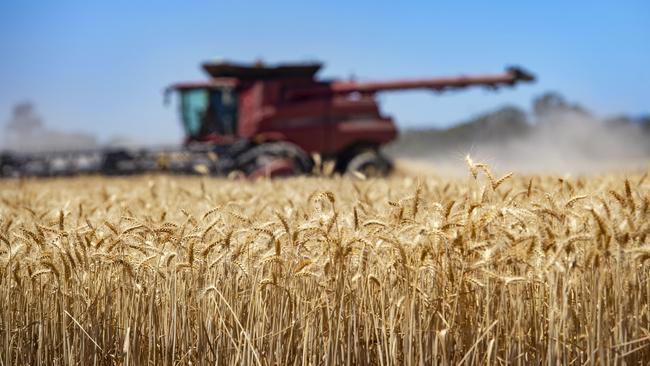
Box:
(1, 161), (650, 365)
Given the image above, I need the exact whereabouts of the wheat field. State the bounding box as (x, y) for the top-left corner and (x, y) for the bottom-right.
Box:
(1, 160), (650, 365)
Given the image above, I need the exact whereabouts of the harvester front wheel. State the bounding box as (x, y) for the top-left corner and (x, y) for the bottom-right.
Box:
(346, 151), (392, 177)
(236, 142), (313, 178)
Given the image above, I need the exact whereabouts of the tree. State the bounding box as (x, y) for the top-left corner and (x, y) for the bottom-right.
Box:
(5, 102), (43, 135)
(532, 92), (589, 119)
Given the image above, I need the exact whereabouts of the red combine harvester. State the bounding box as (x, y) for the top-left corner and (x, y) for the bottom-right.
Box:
(0, 60), (534, 178)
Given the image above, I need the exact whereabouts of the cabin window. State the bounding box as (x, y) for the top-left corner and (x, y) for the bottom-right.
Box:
(180, 89), (208, 137)
(179, 88), (238, 138)
(209, 88), (238, 136)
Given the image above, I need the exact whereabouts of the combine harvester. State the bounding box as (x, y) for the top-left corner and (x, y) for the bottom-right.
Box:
(0, 60), (534, 178)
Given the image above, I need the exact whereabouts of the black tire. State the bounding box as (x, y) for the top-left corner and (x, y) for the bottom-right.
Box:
(236, 142), (314, 175)
(0, 153), (10, 177)
(101, 149), (137, 175)
(346, 151), (393, 177)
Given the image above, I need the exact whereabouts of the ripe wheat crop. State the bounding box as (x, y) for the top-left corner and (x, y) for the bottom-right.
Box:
(1, 160), (650, 365)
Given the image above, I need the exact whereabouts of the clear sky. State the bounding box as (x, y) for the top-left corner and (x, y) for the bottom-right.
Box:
(0, 0), (648, 145)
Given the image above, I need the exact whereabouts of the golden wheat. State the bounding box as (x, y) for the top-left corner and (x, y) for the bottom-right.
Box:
(1, 164), (650, 364)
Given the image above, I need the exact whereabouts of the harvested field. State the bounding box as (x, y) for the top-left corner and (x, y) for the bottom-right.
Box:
(1, 161), (650, 364)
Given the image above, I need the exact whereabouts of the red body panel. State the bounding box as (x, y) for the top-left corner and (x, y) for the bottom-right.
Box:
(228, 78), (398, 155)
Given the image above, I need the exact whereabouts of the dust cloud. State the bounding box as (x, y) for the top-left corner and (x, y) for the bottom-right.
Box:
(461, 110), (647, 173)
(2, 102), (98, 152)
(387, 93), (650, 175)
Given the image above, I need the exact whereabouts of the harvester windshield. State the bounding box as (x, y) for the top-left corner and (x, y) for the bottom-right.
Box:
(179, 88), (238, 138)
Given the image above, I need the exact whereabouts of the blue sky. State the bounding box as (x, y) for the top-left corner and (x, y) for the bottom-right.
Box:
(0, 0), (648, 144)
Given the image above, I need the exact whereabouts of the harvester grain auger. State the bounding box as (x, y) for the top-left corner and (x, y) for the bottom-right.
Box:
(0, 61), (534, 178)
